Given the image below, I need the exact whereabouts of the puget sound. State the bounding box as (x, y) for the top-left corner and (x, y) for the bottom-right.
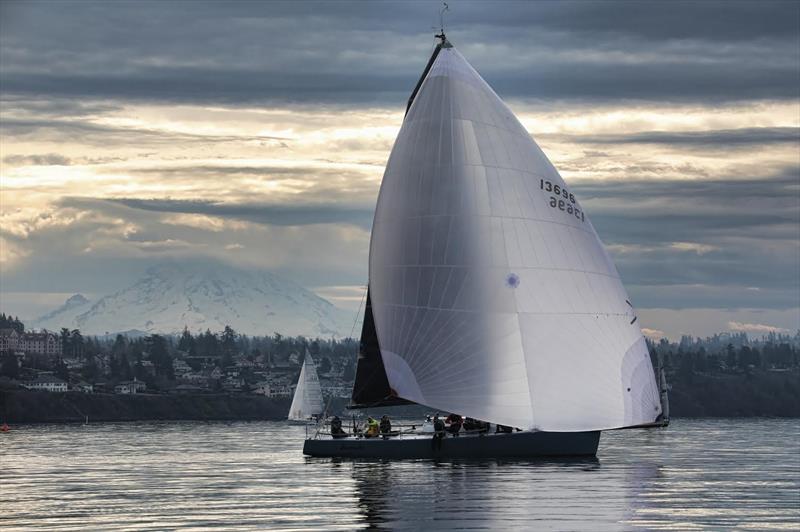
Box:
(1, 418), (798, 530)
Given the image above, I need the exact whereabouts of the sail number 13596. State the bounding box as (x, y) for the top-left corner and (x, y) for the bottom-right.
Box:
(540, 179), (585, 223)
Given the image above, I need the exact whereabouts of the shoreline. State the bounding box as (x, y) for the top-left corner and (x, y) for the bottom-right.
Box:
(0, 389), (298, 424)
(2, 368), (798, 424)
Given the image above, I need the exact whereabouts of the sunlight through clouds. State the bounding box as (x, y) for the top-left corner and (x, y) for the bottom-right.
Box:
(1, 1), (798, 336)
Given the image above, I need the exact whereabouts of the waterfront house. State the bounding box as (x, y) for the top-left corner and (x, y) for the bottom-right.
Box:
(72, 381), (94, 393)
(172, 359), (192, 377)
(22, 373), (68, 393)
(114, 378), (146, 394)
(268, 383), (294, 398)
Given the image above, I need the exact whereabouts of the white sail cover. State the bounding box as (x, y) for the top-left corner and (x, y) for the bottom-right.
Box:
(288, 353), (324, 420)
(368, 42), (662, 431)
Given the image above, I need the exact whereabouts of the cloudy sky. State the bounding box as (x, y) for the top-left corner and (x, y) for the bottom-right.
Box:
(1, 0), (798, 339)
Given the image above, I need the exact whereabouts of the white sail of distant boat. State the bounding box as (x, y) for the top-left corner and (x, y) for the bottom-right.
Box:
(288, 352), (324, 421)
(351, 38), (663, 432)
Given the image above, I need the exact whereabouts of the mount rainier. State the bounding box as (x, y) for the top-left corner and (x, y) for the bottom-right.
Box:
(32, 263), (356, 338)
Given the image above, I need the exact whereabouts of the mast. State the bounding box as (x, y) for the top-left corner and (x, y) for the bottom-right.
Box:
(658, 353), (670, 425)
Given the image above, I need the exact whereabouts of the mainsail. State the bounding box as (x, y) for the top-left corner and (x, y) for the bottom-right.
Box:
(288, 352), (324, 420)
(360, 38), (662, 432)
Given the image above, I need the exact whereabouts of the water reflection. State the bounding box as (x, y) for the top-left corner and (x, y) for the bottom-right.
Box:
(1, 419), (797, 530)
(346, 457), (666, 530)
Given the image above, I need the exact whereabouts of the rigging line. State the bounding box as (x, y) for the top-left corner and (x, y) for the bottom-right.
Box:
(348, 284), (368, 340)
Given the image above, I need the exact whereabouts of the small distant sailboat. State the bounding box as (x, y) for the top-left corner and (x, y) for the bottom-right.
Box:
(304, 31), (668, 458)
(288, 351), (325, 421)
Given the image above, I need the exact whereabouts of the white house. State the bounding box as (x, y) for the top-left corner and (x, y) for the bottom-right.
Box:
(114, 378), (146, 394)
(72, 381), (94, 393)
(172, 359), (192, 376)
(23, 374), (68, 393)
(268, 384), (294, 398)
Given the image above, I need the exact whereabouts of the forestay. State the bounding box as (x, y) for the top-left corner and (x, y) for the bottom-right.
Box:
(288, 353), (324, 420)
(367, 41), (662, 431)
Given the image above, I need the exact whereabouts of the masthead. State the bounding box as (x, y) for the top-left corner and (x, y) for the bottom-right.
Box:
(436, 2), (449, 44)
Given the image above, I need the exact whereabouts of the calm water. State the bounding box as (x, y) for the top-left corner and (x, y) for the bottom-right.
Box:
(1, 419), (798, 530)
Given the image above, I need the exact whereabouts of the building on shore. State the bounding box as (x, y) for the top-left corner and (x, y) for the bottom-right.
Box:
(22, 373), (68, 393)
(114, 378), (146, 395)
(0, 328), (20, 351)
(72, 381), (94, 393)
(0, 328), (62, 357)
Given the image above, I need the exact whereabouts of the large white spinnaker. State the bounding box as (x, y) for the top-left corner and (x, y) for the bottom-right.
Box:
(368, 41), (662, 432)
(288, 353), (324, 420)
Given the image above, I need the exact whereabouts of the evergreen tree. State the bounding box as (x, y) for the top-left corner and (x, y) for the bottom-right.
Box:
(177, 327), (195, 353)
(0, 353), (19, 379)
(147, 334), (173, 379)
(725, 343), (737, 370)
(221, 326), (237, 355)
(60, 328), (71, 356)
(82, 357), (99, 381)
(54, 358), (70, 381)
(70, 329), (84, 359)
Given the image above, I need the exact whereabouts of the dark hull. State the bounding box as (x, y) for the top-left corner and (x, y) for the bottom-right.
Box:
(303, 430), (600, 459)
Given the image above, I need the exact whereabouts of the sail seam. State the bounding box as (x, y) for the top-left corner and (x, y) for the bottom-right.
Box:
(377, 214), (600, 239)
(373, 264), (622, 280)
(373, 302), (633, 317)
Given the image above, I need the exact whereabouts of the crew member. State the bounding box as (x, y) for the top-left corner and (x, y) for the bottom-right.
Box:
(379, 415), (392, 435)
(330, 416), (347, 438)
(463, 417), (476, 431)
(446, 413), (463, 435)
(365, 416), (380, 438)
(431, 414), (445, 451)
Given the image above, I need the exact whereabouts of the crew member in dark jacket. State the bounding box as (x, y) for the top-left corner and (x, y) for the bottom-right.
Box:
(431, 414), (445, 451)
(330, 416), (347, 438)
(379, 415), (392, 434)
(445, 413), (463, 435)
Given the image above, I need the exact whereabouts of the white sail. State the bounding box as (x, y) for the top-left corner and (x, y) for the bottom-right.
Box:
(288, 353), (324, 420)
(368, 42), (662, 432)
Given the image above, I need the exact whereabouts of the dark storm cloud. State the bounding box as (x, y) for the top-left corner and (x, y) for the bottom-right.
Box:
(1, 0), (798, 105)
(67, 197), (375, 229)
(573, 170), (800, 302)
(557, 127), (800, 147)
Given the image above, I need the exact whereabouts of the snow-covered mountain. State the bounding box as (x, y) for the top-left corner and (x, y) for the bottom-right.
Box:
(34, 293), (93, 326)
(32, 263), (355, 337)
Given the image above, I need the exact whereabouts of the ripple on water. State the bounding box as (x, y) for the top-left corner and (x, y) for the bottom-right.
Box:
(0, 419), (798, 530)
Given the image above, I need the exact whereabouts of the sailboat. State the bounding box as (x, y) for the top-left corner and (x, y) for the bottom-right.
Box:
(304, 33), (668, 458)
(288, 351), (324, 421)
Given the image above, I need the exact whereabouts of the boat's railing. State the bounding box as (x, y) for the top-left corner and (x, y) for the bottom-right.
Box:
(307, 419), (494, 440)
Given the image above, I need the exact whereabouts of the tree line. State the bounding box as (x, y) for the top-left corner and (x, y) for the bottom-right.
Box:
(0, 314), (25, 333)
